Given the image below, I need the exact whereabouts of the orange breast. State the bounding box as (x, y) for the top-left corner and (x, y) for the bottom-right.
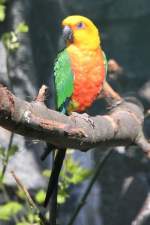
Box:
(67, 45), (105, 112)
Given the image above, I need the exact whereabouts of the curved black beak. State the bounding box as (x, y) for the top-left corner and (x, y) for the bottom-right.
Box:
(62, 26), (73, 43)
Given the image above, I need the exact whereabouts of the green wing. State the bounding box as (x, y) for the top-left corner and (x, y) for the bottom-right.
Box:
(54, 49), (74, 110)
(102, 51), (108, 79)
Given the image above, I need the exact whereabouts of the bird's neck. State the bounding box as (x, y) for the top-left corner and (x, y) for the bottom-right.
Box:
(67, 37), (100, 51)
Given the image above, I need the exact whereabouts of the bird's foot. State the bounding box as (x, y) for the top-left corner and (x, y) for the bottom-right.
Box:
(71, 112), (95, 128)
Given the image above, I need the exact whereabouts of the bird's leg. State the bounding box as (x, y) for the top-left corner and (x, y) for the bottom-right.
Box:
(71, 112), (95, 128)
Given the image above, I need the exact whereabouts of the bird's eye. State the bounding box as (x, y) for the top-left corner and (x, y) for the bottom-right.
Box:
(76, 22), (85, 29)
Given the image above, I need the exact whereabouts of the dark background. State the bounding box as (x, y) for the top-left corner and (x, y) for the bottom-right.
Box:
(0, 1), (150, 225)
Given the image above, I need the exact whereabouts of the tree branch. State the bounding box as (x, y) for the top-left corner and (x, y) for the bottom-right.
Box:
(0, 84), (149, 154)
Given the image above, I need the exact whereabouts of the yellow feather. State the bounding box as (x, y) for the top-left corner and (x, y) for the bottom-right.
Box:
(62, 15), (101, 50)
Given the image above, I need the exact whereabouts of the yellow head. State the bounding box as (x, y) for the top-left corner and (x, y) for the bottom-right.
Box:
(62, 15), (101, 50)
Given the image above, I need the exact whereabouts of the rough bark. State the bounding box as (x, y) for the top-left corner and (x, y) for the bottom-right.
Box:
(0, 84), (149, 154)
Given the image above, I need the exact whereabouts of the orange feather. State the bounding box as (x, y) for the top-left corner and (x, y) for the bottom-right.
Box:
(67, 45), (105, 112)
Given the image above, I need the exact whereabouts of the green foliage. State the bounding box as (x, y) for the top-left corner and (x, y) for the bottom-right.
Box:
(57, 184), (69, 204)
(0, 4), (5, 21)
(57, 153), (92, 204)
(0, 144), (19, 183)
(62, 156), (92, 185)
(2, 22), (29, 52)
(16, 189), (27, 201)
(16, 22), (29, 33)
(0, 144), (18, 160)
(27, 212), (40, 224)
(0, 0), (6, 4)
(2, 31), (20, 51)
(0, 144), (18, 165)
(34, 154), (92, 207)
(8, 145), (18, 157)
(42, 152), (92, 205)
(35, 189), (46, 204)
(0, 0), (29, 51)
(42, 169), (51, 178)
(16, 212), (40, 225)
(0, 141), (92, 225)
(0, 146), (5, 159)
(0, 0), (6, 22)
(0, 201), (22, 221)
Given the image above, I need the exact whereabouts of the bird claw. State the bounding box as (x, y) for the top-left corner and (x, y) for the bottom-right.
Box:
(71, 112), (95, 128)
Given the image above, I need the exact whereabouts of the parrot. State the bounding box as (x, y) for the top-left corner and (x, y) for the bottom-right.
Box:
(44, 15), (107, 208)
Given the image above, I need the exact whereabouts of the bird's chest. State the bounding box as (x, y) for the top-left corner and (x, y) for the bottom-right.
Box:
(67, 47), (105, 112)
